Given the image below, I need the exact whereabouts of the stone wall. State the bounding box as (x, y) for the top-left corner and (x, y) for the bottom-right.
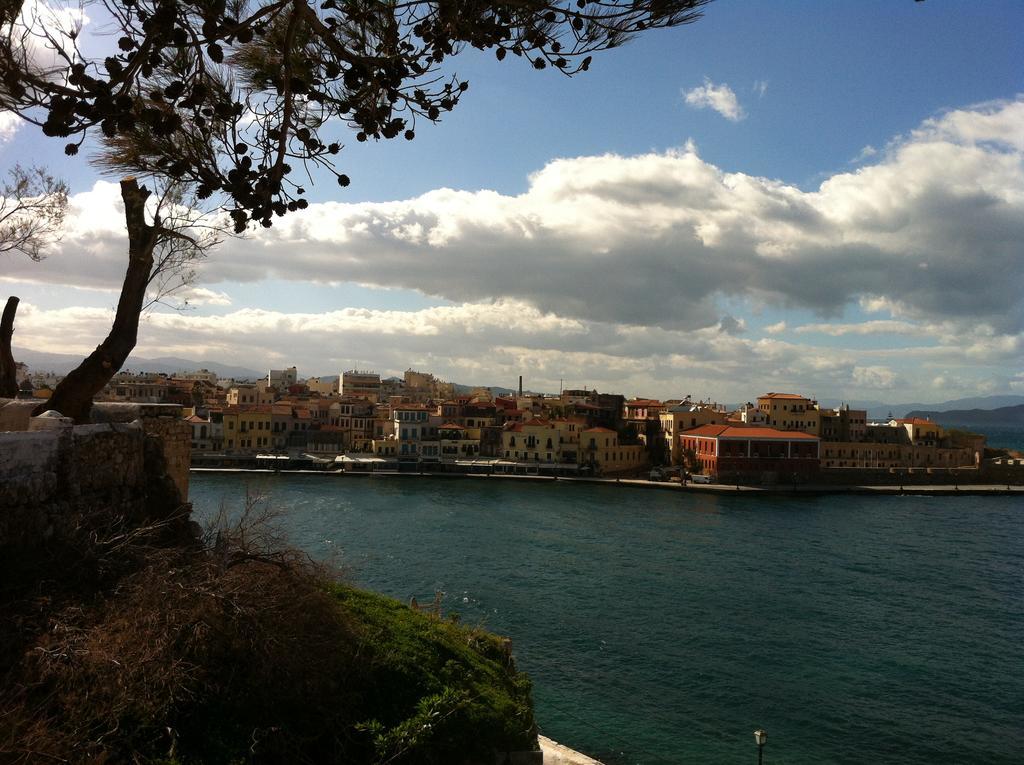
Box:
(813, 465), (1006, 486)
(91, 402), (192, 499)
(0, 400), (192, 548)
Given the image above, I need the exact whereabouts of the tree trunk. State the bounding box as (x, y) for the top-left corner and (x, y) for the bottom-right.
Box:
(37, 178), (158, 423)
(0, 295), (20, 397)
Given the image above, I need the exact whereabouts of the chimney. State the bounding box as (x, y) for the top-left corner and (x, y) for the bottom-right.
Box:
(518, 375), (523, 397)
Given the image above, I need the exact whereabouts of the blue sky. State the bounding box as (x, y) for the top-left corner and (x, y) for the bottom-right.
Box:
(2, 0), (1023, 402)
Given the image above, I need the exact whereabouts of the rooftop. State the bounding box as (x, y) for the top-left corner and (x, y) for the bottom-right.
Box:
(683, 424), (820, 440)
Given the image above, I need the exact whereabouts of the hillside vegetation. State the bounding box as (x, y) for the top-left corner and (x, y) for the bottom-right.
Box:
(0, 502), (537, 764)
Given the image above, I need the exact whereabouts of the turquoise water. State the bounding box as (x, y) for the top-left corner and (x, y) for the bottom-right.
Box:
(189, 474), (1023, 764)
(979, 426), (1024, 451)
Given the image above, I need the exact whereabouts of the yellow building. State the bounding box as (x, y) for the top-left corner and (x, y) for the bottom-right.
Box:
(502, 419), (563, 462)
(438, 423), (481, 462)
(222, 405), (273, 451)
(756, 393), (820, 434)
(371, 438), (397, 457)
(821, 441), (976, 469)
(226, 385), (259, 406)
(893, 418), (943, 445)
(551, 417), (586, 464)
(580, 427), (646, 475)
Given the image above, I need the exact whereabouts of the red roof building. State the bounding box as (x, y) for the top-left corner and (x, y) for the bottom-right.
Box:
(681, 425), (820, 481)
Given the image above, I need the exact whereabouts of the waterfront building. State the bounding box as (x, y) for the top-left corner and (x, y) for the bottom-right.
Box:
(623, 398), (667, 462)
(820, 417), (982, 470)
(580, 426), (646, 474)
(660, 399), (729, 465)
(393, 403), (431, 457)
(502, 419), (566, 464)
(371, 438), (398, 457)
(819, 440), (977, 470)
(187, 413), (213, 451)
(438, 423), (481, 462)
(462, 402), (497, 428)
(681, 425), (821, 482)
(270, 404), (294, 450)
(221, 405), (273, 451)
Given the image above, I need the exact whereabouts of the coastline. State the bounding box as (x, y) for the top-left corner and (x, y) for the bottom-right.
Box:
(189, 467), (1023, 497)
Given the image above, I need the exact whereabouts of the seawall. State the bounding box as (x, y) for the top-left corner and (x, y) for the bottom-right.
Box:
(0, 400), (191, 547)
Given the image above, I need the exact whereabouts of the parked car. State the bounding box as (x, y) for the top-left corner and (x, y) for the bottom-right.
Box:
(690, 474), (712, 484)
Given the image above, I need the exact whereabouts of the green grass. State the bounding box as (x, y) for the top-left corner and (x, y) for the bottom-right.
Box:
(332, 585), (538, 764)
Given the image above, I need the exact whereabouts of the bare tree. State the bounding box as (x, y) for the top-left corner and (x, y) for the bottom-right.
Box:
(0, 163), (69, 396)
(0, 163), (68, 261)
(39, 178), (219, 422)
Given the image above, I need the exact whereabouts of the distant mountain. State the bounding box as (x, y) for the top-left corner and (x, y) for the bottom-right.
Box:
(453, 383), (519, 396)
(819, 395), (1024, 420)
(15, 349), (263, 381)
(904, 404), (1024, 428)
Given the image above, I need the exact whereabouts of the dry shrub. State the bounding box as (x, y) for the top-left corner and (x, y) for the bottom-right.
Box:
(1, 495), (363, 764)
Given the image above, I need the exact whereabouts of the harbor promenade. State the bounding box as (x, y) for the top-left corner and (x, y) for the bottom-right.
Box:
(190, 466), (1023, 496)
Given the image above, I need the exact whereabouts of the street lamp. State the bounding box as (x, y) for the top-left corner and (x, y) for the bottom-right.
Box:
(753, 729), (767, 765)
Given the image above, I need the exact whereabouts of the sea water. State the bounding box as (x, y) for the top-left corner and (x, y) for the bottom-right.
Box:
(189, 474), (1023, 764)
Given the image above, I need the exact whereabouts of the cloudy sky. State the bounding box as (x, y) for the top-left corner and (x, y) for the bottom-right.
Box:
(2, 1), (1023, 403)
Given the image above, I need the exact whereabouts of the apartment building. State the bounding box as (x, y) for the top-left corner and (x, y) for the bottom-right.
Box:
(579, 427), (646, 474)
(756, 393), (821, 434)
(342, 370), (382, 402)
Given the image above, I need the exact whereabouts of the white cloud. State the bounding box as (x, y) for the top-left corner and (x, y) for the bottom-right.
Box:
(0, 112), (20, 144)
(13, 0), (91, 74)
(683, 78), (746, 121)
(9, 98), (1024, 343)
(753, 80), (768, 98)
(794, 320), (927, 337)
(6, 99), (1024, 401)
(7, 96), (1024, 350)
(10, 297), (1017, 402)
(850, 145), (877, 164)
(178, 287), (233, 307)
(852, 365), (898, 389)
